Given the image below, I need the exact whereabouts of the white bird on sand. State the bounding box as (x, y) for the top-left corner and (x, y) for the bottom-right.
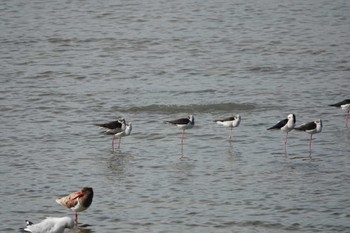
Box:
(56, 187), (93, 223)
(24, 216), (74, 233)
(214, 114), (241, 140)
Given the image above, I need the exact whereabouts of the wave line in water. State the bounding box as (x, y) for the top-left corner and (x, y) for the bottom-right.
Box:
(123, 103), (255, 114)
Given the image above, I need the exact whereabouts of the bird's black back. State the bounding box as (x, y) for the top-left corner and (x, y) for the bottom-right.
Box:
(95, 121), (122, 129)
(295, 121), (316, 131)
(329, 99), (350, 107)
(267, 118), (288, 130)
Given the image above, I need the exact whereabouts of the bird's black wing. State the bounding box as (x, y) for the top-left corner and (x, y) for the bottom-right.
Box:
(214, 116), (236, 122)
(95, 121), (122, 129)
(166, 118), (189, 125)
(329, 99), (350, 107)
(267, 118), (288, 130)
(295, 121), (316, 131)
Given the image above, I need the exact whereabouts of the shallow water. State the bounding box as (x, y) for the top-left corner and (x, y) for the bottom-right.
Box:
(1, 0), (350, 232)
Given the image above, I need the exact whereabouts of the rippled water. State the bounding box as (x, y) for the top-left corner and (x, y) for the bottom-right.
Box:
(1, 0), (350, 232)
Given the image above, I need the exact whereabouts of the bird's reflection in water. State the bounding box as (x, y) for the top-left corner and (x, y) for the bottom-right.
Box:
(107, 150), (135, 177)
(227, 140), (241, 158)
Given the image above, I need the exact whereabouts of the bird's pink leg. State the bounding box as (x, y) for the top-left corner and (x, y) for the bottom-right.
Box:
(346, 110), (349, 128)
(181, 129), (184, 145)
(112, 135), (115, 152)
(229, 128), (233, 140)
(118, 137), (121, 149)
(284, 132), (288, 154)
(75, 212), (78, 224)
(309, 134), (313, 152)
(179, 129), (184, 159)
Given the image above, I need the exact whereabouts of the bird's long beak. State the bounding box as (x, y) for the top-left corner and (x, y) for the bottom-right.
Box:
(73, 191), (84, 200)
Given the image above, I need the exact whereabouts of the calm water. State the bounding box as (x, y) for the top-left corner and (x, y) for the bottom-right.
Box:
(1, 0), (350, 232)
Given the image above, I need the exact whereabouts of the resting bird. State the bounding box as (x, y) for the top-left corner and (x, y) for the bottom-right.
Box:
(267, 114), (296, 152)
(24, 216), (74, 233)
(56, 187), (93, 223)
(214, 114), (241, 140)
(95, 118), (126, 151)
(165, 115), (195, 158)
(295, 119), (322, 153)
(329, 99), (350, 128)
(113, 122), (132, 150)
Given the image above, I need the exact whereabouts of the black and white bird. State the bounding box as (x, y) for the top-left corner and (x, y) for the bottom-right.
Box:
(214, 114), (241, 140)
(24, 216), (74, 233)
(95, 118), (126, 151)
(267, 114), (296, 151)
(95, 118), (126, 134)
(113, 122), (132, 150)
(165, 115), (194, 157)
(295, 119), (322, 153)
(329, 99), (350, 128)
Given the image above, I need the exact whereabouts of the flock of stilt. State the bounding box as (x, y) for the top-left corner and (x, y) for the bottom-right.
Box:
(95, 99), (350, 157)
(23, 99), (349, 233)
(267, 98), (349, 154)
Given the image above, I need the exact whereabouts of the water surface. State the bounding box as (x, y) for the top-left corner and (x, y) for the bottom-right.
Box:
(1, 0), (350, 232)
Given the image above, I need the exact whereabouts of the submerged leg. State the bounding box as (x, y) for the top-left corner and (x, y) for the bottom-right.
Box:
(309, 134), (313, 152)
(118, 137), (121, 149)
(285, 132), (289, 145)
(181, 129), (184, 145)
(179, 129), (185, 159)
(346, 110), (349, 128)
(112, 135), (115, 151)
(284, 132), (288, 154)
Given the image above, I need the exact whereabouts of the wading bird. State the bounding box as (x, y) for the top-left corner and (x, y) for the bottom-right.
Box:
(267, 114), (296, 153)
(56, 187), (93, 223)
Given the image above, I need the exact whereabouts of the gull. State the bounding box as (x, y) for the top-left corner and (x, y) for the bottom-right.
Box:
(24, 216), (74, 233)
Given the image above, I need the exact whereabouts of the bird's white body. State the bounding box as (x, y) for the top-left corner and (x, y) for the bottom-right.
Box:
(215, 115), (241, 128)
(305, 121), (322, 135)
(70, 199), (87, 212)
(341, 103), (350, 110)
(281, 114), (296, 133)
(173, 115), (195, 130)
(177, 122), (194, 130)
(24, 217), (74, 233)
(115, 122), (132, 138)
